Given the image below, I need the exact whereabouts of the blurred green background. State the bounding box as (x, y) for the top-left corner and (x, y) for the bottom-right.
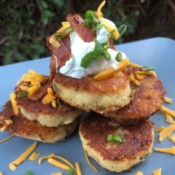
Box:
(1, 0), (175, 65)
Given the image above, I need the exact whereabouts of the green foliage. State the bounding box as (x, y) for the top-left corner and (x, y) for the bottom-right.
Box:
(0, 0), (141, 65)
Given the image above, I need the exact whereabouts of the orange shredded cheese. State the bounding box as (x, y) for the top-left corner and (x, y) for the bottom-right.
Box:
(93, 58), (129, 80)
(42, 87), (56, 107)
(135, 70), (157, 77)
(52, 173), (62, 175)
(57, 21), (70, 35)
(129, 74), (140, 86)
(161, 106), (175, 118)
(135, 73), (146, 80)
(135, 171), (144, 175)
(96, 0), (105, 18)
(129, 62), (142, 68)
(155, 146), (175, 155)
(29, 152), (40, 161)
(159, 122), (175, 142)
(84, 150), (98, 173)
(10, 93), (19, 115)
(0, 134), (14, 144)
(153, 168), (162, 175)
(9, 142), (37, 171)
(162, 113), (174, 124)
(48, 158), (70, 171)
(75, 162), (82, 175)
(0, 172), (3, 175)
(164, 96), (173, 104)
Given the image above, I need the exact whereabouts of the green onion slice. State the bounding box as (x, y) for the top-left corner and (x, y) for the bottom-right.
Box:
(141, 66), (155, 71)
(16, 91), (28, 98)
(68, 167), (75, 175)
(84, 10), (99, 27)
(116, 52), (123, 62)
(25, 170), (33, 175)
(118, 24), (127, 38)
(106, 134), (125, 143)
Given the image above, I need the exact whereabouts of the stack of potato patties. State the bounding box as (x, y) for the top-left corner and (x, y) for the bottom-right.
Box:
(0, 70), (82, 143)
(46, 2), (166, 173)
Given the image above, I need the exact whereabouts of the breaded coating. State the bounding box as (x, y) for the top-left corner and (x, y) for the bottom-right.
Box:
(106, 75), (166, 125)
(0, 101), (78, 143)
(79, 113), (154, 173)
(53, 72), (131, 114)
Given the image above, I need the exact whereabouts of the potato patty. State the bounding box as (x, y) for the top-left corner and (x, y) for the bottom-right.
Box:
(105, 75), (166, 125)
(0, 101), (78, 143)
(53, 72), (131, 114)
(79, 113), (154, 173)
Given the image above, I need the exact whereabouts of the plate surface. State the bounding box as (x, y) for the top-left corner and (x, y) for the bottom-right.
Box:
(0, 37), (175, 175)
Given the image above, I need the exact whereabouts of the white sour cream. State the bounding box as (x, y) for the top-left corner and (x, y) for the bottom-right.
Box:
(59, 24), (127, 78)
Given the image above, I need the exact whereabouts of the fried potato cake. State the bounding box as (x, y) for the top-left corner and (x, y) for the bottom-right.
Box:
(53, 71), (131, 114)
(0, 101), (78, 143)
(79, 113), (154, 173)
(105, 72), (166, 125)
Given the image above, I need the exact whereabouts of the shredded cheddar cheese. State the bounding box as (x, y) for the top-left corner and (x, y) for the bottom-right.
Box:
(155, 146), (175, 155)
(48, 158), (70, 171)
(129, 62), (142, 68)
(10, 93), (19, 115)
(75, 162), (82, 175)
(57, 21), (71, 35)
(129, 74), (140, 86)
(135, 70), (157, 77)
(159, 122), (175, 142)
(153, 168), (162, 175)
(29, 152), (40, 161)
(0, 172), (3, 175)
(164, 96), (173, 104)
(49, 35), (60, 48)
(96, 0), (105, 18)
(135, 171), (144, 175)
(9, 142), (37, 171)
(84, 150), (98, 173)
(162, 113), (174, 124)
(93, 58), (129, 80)
(52, 173), (62, 175)
(161, 106), (175, 118)
(0, 134), (14, 144)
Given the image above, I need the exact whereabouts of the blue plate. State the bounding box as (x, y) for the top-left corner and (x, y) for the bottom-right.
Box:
(0, 37), (175, 175)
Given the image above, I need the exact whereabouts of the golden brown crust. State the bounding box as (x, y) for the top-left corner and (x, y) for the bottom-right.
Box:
(79, 113), (154, 161)
(54, 71), (129, 94)
(106, 76), (166, 125)
(0, 101), (79, 143)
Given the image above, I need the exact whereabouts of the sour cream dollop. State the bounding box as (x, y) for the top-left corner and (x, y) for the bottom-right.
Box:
(59, 21), (127, 79)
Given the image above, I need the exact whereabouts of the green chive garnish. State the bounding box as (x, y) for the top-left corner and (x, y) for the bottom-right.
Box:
(84, 10), (100, 27)
(116, 52), (123, 62)
(118, 24), (127, 38)
(104, 50), (111, 60)
(106, 134), (125, 143)
(68, 167), (75, 175)
(25, 170), (33, 175)
(16, 91), (29, 98)
(141, 66), (155, 71)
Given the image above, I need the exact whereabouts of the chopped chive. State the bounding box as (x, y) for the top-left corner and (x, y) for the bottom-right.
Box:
(118, 24), (127, 38)
(16, 91), (29, 98)
(84, 10), (100, 27)
(141, 66), (155, 71)
(103, 50), (111, 60)
(116, 52), (123, 62)
(68, 167), (75, 175)
(106, 134), (125, 143)
(25, 170), (33, 175)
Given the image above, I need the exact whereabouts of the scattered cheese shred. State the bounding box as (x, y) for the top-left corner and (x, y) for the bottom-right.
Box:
(49, 35), (60, 48)
(84, 150), (98, 173)
(57, 21), (70, 35)
(129, 74), (140, 86)
(0, 172), (3, 175)
(163, 113), (174, 124)
(164, 96), (173, 104)
(48, 158), (70, 171)
(52, 173), (62, 175)
(96, 0), (105, 18)
(75, 162), (82, 175)
(155, 146), (175, 155)
(0, 134), (14, 144)
(135, 73), (146, 80)
(10, 93), (19, 115)
(135, 171), (144, 175)
(135, 70), (157, 77)
(159, 122), (175, 142)
(29, 152), (40, 161)
(153, 168), (162, 175)
(129, 62), (142, 68)
(9, 142), (37, 171)
(161, 106), (175, 118)
(93, 58), (129, 80)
